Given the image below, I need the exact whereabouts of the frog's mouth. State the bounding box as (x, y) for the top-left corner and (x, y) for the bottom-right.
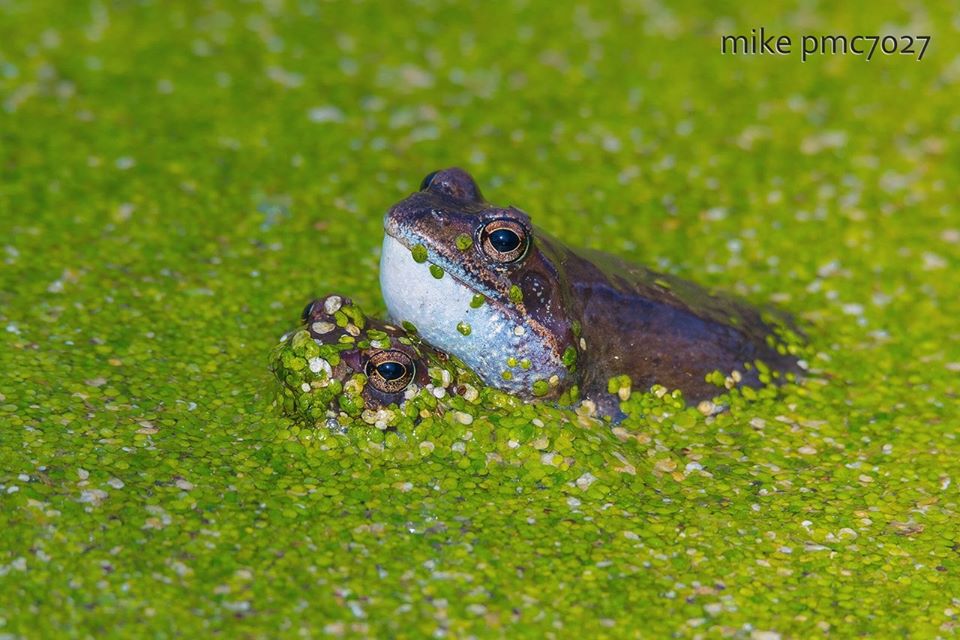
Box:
(379, 232), (567, 395)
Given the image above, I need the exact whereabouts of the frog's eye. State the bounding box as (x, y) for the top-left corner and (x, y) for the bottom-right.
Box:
(419, 171), (439, 191)
(479, 219), (529, 263)
(364, 349), (416, 393)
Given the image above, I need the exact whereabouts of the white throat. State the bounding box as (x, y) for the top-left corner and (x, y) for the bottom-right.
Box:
(379, 234), (564, 394)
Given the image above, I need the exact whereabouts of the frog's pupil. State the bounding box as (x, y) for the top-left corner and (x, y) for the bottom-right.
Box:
(420, 171), (438, 191)
(376, 361), (406, 381)
(490, 228), (521, 253)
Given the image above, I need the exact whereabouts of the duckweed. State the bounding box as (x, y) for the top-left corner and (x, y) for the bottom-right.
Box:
(410, 244), (428, 263)
(532, 379), (551, 397)
(455, 233), (473, 251)
(1, 0), (958, 638)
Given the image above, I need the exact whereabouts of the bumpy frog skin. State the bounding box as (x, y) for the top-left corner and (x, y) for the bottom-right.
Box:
(380, 168), (803, 417)
(271, 294), (483, 429)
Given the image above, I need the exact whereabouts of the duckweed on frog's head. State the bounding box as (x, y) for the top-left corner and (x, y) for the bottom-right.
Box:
(271, 294), (484, 430)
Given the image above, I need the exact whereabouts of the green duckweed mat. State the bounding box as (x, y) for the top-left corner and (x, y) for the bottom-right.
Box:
(1, 1), (958, 637)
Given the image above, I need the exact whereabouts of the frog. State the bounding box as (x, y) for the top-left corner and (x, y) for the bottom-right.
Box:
(379, 168), (804, 418)
(270, 294), (484, 430)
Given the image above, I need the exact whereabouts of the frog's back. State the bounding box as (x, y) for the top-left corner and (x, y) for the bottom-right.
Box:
(578, 245), (799, 341)
(557, 241), (802, 402)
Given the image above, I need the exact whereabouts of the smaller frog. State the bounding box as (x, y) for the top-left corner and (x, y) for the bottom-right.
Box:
(271, 294), (484, 430)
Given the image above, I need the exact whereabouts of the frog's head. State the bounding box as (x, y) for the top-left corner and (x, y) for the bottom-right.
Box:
(381, 168), (576, 397)
(299, 295), (430, 411)
(272, 295), (438, 429)
(275, 294), (485, 429)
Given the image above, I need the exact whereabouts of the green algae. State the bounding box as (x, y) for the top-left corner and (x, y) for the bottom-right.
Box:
(1, 0), (959, 638)
(411, 244), (428, 264)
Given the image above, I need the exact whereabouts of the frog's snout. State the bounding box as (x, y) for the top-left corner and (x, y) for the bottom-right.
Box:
(420, 167), (484, 203)
(300, 299), (319, 324)
(301, 294), (349, 324)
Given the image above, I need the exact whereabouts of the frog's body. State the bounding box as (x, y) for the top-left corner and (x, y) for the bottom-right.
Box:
(271, 294), (482, 429)
(380, 168), (803, 417)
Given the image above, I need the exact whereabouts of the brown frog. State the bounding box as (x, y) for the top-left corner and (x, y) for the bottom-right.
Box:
(379, 168), (803, 417)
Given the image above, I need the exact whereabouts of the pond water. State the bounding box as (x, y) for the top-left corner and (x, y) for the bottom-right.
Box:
(1, 1), (958, 637)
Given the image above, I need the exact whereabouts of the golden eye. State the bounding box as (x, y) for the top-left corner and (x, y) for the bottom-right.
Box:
(364, 349), (415, 393)
(479, 219), (529, 263)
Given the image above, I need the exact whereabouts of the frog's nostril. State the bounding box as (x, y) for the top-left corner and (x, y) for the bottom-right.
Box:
(420, 167), (484, 203)
(420, 171), (439, 191)
(301, 300), (317, 323)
